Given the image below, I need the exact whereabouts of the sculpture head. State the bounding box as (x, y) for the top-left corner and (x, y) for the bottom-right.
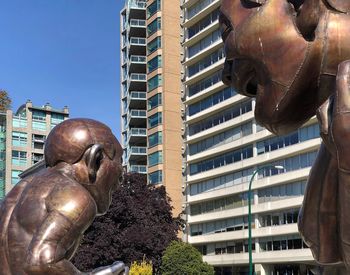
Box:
(220, 0), (350, 134)
(44, 118), (123, 214)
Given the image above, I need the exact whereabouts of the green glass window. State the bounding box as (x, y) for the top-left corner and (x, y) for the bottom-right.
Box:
(149, 151), (163, 166)
(148, 55), (162, 73)
(149, 170), (162, 184)
(148, 112), (162, 128)
(148, 131), (162, 147)
(148, 17), (161, 36)
(32, 110), (46, 121)
(148, 93), (162, 110)
(11, 170), (22, 185)
(32, 121), (47, 131)
(148, 37), (161, 55)
(12, 131), (27, 147)
(148, 74), (162, 92)
(147, 0), (161, 18)
(12, 150), (27, 166)
(51, 113), (64, 126)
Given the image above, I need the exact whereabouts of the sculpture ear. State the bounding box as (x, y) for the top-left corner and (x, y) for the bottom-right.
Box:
(85, 144), (104, 183)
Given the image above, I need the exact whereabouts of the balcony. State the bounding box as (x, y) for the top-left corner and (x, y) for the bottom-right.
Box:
(127, 127), (147, 144)
(129, 37), (146, 56)
(128, 91), (147, 109)
(128, 73), (147, 91)
(129, 55), (147, 73)
(129, 19), (146, 36)
(127, 146), (147, 162)
(128, 109), (147, 127)
(129, 164), (147, 174)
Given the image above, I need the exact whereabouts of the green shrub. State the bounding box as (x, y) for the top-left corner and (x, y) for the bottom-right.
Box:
(161, 241), (214, 275)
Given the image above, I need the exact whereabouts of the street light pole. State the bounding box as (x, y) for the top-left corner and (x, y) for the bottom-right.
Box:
(248, 165), (284, 275)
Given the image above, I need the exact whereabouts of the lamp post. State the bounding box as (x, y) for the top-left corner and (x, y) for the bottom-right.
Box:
(248, 165), (284, 275)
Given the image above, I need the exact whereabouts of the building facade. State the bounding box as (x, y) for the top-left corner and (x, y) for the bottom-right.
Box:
(0, 100), (69, 199)
(181, 0), (319, 274)
(120, 0), (183, 215)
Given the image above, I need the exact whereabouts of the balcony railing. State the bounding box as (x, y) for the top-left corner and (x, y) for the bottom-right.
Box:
(130, 37), (146, 46)
(130, 73), (147, 81)
(130, 19), (146, 27)
(130, 91), (146, 99)
(129, 165), (147, 173)
(130, 146), (147, 155)
(130, 55), (147, 63)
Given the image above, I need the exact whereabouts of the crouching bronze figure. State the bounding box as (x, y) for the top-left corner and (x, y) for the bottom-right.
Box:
(0, 118), (128, 275)
(220, 0), (350, 273)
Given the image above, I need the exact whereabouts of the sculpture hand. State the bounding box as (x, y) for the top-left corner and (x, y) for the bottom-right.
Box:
(317, 60), (350, 172)
(90, 261), (129, 275)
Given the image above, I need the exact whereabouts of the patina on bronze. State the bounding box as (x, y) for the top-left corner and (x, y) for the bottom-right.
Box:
(0, 118), (128, 275)
(220, 0), (350, 273)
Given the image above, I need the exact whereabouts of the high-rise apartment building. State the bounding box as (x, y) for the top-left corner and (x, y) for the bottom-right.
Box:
(0, 100), (69, 199)
(120, 0), (183, 215)
(181, 0), (319, 274)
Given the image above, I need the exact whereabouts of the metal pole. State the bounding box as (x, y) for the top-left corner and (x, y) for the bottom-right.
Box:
(248, 165), (283, 275)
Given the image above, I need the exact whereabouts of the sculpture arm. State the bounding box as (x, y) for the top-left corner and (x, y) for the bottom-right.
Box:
(24, 183), (97, 275)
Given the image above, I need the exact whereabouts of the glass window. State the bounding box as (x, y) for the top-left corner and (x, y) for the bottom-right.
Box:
(148, 55), (162, 73)
(51, 113), (64, 127)
(148, 112), (162, 128)
(149, 170), (162, 184)
(32, 121), (47, 131)
(32, 110), (46, 121)
(147, 0), (161, 18)
(148, 17), (161, 36)
(148, 74), (162, 91)
(148, 93), (162, 110)
(148, 151), (163, 166)
(11, 170), (22, 185)
(187, 0), (216, 20)
(12, 150), (27, 166)
(148, 131), (162, 147)
(188, 48), (225, 77)
(188, 29), (221, 58)
(12, 131), (27, 147)
(188, 70), (222, 97)
(188, 8), (219, 38)
(148, 36), (161, 55)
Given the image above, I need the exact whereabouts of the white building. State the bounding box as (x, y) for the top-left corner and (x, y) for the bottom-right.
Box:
(181, 0), (319, 274)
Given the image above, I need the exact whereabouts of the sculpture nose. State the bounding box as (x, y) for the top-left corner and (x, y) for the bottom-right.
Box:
(222, 59), (233, 86)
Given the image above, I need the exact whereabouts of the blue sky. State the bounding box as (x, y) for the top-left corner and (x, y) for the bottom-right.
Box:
(0, 0), (124, 138)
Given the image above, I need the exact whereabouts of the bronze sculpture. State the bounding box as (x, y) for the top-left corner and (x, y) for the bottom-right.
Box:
(0, 118), (128, 275)
(220, 0), (350, 273)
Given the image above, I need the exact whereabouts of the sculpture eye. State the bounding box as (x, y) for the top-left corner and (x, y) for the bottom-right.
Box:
(241, 0), (264, 8)
(219, 12), (233, 42)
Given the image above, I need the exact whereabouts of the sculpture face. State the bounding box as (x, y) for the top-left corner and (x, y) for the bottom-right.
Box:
(220, 0), (350, 134)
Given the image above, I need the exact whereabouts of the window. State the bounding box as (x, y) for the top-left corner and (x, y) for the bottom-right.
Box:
(148, 93), (162, 110)
(189, 145), (253, 175)
(188, 70), (222, 97)
(32, 110), (46, 121)
(147, 0), (161, 18)
(189, 100), (252, 136)
(148, 37), (161, 55)
(148, 55), (162, 73)
(32, 153), (44, 164)
(32, 121), (46, 131)
(11, 170), (22, 185)
(189, 87), (236, 116)
(189, 122), (252, 155)
(12, 150), (27, 166)
(148, 17), (161, 36)
(12, 131), (27, 147)
(148, 131), (162, 147)
(188, 48), (225, 77)
(148, 151), (163, 166)
(149, 170), (162, 184)
(188, 8), (219, 38)
(187, 0), (216, 19)
(188, 29), (221, 58)
(148, 74), (162, 91)
(51, 113), (64, 128)
(148, 112), (162, 128)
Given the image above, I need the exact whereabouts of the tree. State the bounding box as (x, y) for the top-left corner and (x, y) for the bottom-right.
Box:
(72, 173), (182, 273)
(0, 90), (11, 112)
(161, 241), (214, 275)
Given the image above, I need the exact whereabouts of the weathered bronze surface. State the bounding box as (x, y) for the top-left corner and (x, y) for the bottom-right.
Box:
(0, 118), (127, 275)
(220, 0), (350, 272)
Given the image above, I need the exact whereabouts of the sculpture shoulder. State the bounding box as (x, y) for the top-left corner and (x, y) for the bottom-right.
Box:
(46, 177), (97, 223)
